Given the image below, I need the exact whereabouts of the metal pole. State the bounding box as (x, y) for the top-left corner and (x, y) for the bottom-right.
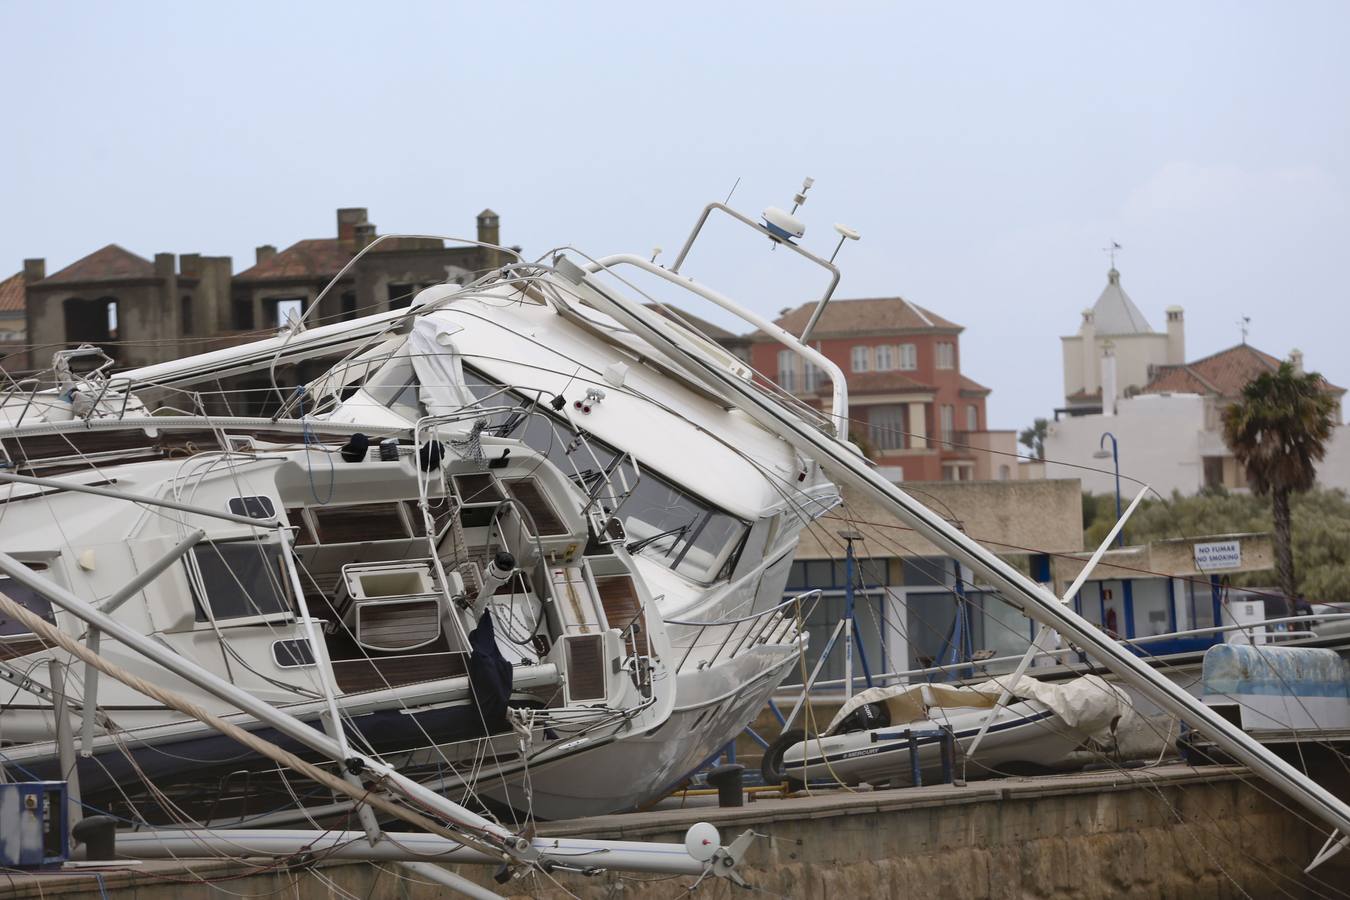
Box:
(81, 530), (205, 754)
(585, 277), (1350, 841)
(1113, 451), (1122, 546)
(91, 530), (205, 616)
(115, 828), (717, 877)
(1099, 432), (1123, 547)
(781, 617), (847, 731)
(47, 660), (82, 827)
(402, 862), (501, 900)
(0, 552), (524, 858)
(843, 534), (855, 699)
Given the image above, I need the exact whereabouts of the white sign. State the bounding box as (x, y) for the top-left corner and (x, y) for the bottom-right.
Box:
(1194, 540), (1242, 571)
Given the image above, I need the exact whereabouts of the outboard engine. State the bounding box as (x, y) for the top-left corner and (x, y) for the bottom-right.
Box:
(837, 701), (890, 734)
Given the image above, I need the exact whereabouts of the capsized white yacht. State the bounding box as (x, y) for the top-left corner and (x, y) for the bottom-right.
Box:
(0, 183), (854, 823)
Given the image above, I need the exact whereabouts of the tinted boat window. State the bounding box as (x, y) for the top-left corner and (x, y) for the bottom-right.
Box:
(0, 572), (55, 636)
(191, 542), (292, 622)
(461, 365), (748, 584)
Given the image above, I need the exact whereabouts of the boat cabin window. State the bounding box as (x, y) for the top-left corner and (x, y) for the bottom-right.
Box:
(228, 495), (276, 519)
(190, 542), (292, 622)
(361, 350), (426, 419)
(272, 638), (316, 668)
(0, 568), (55, 637)
(461, 365), (749, 584)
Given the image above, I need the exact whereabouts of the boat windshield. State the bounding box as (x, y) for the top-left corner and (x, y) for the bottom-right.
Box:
(460, 367), (748, 584)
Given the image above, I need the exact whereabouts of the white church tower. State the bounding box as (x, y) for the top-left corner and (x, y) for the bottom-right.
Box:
(1060, 266), (1184, 415)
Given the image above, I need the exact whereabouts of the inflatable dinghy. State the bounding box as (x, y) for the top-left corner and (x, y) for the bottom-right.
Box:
(762, 674), (1127, 789)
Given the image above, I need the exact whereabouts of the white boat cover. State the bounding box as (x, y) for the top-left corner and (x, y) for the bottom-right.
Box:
(825, 674), (1129, 741)
(409, 318), (477, 416)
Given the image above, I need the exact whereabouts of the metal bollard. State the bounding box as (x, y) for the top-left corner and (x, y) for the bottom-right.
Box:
(705, 764), (745, 808)
(72, 815), (118, 861)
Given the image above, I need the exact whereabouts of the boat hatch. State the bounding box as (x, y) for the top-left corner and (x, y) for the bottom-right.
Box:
(333, 560), (444, 653)
(563, 633), (607, 702)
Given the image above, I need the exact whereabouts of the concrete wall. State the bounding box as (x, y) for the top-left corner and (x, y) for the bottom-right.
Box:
(24, 254), (234, 370)
(27, 279), (174, 369)
(794, 477), (1084, 560)
(1045, 393), (1206, 496)
(16, 767), (1344, 899)
(964, 429), (1019, 480)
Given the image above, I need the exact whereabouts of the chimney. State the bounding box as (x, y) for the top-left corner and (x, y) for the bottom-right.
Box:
(476, 208), (500, 247)
(1100, 341), (1117, 416)
(354, 221), (377, 250)
(1165, 306), (1185, 365)
(255, 245), (277, 265)
(337, 208), (368, 244)
(1290, 348), (1304, 373)
(180, 253), (201, 277)
(154, 253), (176, 277)
(22, 258), (45, 283)
(1081, 309), (1098, 394)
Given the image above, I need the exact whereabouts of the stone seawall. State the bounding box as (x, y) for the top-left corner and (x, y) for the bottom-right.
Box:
(7, 766), (1345, 899)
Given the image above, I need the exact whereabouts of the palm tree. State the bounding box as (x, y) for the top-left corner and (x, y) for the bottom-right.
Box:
(1222, 362), (1337, 602)
(1018, 417), (1048, 459)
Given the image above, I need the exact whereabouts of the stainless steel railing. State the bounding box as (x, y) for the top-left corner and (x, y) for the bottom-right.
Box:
(664, 591), (821, 673)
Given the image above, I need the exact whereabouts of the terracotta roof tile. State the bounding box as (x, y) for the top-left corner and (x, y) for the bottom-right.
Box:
(840, 370), (934, 395)
(41, 244), (155, 284)
(235, 239), (353, 281)
(0, 273), (24, 313)
(959, 374), (991, 395)
(1143, 343), (1344, 397)
(764, 296), (961, 338)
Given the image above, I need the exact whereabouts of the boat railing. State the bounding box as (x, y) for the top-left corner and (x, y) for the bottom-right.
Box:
(413, 399), (639, 527)
(550, 247), (848, 434)
(0, 377), (45, 428)
(791, 612), (1350, 693)
(664, 591), (821, 673)
(587, 254), (848, 429)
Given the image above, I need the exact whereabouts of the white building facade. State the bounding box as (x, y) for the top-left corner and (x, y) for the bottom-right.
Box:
(1060, 267), (1185, 416)
(1045, 355), (1350, 497)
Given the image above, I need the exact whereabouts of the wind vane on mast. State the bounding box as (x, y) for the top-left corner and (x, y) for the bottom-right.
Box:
(1103, 241), (1122, 268)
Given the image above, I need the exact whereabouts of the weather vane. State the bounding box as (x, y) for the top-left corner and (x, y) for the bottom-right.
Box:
(1238, 315), (1251, 344)
(1102, 241), (1122, 268)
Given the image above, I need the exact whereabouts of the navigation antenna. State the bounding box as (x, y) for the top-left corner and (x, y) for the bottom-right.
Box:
(669, 176), (862, 341)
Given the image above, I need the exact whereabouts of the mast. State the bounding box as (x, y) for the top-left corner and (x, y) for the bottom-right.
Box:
(573, 255), (1350, 841)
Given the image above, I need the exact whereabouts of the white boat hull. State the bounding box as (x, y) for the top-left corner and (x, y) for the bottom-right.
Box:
(781, 700), (1085, 787)
(479, 642), (800, 819)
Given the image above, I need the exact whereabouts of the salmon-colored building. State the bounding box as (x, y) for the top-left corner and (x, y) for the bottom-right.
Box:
(747, 297), (1018, 482)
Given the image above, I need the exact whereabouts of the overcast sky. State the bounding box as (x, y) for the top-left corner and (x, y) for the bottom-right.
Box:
(2, 2), (1346, 430)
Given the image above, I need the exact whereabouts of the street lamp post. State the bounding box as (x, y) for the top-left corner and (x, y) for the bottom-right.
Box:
(1093, 432), (1122, 547)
